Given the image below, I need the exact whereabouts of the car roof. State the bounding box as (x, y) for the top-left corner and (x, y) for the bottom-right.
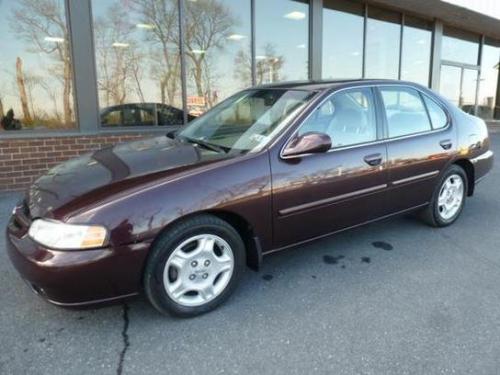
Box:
(253, 79), (422, 92)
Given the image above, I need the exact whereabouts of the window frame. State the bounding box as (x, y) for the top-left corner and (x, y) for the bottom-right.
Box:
(280, 86), (384, 158)
(374, 84), (451, 141)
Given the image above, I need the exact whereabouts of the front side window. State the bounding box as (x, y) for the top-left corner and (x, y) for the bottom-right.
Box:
(179, 89), (315, 153)
(380, 87), (432, 138)
(298, 88), (377, 148)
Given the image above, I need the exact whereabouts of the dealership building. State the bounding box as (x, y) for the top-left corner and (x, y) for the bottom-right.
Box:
(0, 0), (499, 191)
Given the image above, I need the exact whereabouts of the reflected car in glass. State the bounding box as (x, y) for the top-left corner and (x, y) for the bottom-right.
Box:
(100, 103), (195, 127)
(6, 80), (494, 317)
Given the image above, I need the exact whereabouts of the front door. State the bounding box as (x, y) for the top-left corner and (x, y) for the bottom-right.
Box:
(270, 87), (388, 248)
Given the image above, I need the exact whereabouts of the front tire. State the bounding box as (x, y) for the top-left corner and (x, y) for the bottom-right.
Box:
(144, 214), (245, 317)
(421, 165), (467, 227)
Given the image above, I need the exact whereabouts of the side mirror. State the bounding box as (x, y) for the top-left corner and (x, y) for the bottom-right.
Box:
(282, 131), (332, 158)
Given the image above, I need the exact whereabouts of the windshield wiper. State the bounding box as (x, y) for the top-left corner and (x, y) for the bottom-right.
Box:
(182, 137), (229, 154)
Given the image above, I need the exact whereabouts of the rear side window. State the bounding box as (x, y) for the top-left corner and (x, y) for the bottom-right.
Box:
(380, 87), (432, 138)
(423, 95), (448, 129)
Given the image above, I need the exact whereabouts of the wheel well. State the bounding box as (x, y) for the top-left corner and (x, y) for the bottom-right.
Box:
(204, 210), (262, 271)
(453, 159), (474, 196)
(148, 210), (262, 272)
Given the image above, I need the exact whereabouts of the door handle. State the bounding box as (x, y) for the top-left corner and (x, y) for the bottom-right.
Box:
(440, 139), (452, 150)
(364, 153), (383, 166)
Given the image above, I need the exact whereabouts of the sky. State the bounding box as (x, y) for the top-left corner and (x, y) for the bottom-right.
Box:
(442, 0), (500, 20)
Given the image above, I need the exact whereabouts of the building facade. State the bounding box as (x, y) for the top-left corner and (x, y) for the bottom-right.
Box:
(0, 0), (499, 191)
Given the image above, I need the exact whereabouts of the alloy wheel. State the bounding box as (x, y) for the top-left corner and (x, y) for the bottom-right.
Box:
(163, 234), (234, 307)
(437, 174), (464, 221)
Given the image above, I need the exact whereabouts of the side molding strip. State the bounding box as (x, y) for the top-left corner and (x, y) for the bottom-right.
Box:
(392, 170), (439, 186)
(279, 184), (388, 216)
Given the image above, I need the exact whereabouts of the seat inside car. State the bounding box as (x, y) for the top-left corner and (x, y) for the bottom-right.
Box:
(325, 97), (375, 147)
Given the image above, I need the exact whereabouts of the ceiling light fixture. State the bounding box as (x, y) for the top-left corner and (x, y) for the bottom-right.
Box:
(284, 11), (306, 20)
(44, 36), (64, 43)
(136, 23), (155, 30)
(227, 34), (247, 41)
(112, 42), (130, 48)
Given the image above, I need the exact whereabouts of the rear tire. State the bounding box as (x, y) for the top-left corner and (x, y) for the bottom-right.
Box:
(420, 165), (467, 227)
(143, 214), (245, 318)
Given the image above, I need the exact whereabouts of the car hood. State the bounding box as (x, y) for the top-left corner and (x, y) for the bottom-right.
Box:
(27, 136), (227, 218)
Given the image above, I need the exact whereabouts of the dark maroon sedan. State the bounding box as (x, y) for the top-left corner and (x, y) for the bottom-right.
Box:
(6, 80), (494, 317)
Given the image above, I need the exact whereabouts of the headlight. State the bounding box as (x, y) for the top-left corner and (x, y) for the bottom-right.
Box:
(28, 219), (108, 250)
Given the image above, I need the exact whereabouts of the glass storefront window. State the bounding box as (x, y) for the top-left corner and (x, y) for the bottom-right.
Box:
(322, 0), (364, 79)
(0, 0), (76, 131)
(400, 16), (432, 86)
(184, 0), (251, 118)
(439, 65), (461, 107)
(255, 0), (309, 84)
(365, 7), (401, 79)
(442, 27), (480, 65)
(92, 0), (183, 127)
(478, 40), (500, 120)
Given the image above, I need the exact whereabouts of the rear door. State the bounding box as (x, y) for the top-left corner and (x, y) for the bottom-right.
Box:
(270, 87), (389, 248)
(377, 86), (456, 212)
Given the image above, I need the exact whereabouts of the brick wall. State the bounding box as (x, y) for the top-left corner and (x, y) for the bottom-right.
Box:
(0, 134), (145, 192)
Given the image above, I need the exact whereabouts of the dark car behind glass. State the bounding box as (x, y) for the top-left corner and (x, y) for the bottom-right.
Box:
(6, 79), (493, 317)
(100, 102), (195, 127)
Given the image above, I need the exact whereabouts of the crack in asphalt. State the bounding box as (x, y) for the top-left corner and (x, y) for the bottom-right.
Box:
(117, 303), (130, 375)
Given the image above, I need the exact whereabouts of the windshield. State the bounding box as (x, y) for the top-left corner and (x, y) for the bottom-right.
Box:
(178, 89), (316, 153)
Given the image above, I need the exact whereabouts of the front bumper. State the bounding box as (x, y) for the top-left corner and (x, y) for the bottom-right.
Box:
(6, 215), (151, 307)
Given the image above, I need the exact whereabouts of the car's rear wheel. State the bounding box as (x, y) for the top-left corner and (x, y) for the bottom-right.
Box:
(144, 214), (245, 317)
(421, 165), (468, 227)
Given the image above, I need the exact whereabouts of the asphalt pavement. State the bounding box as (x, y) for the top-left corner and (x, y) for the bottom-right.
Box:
(1, 133), (500, 375)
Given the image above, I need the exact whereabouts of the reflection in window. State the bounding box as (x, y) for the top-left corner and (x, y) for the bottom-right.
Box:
(322, 0), (364, 79)
(401, 16), (432, 86)
(439, 65), (461, 107)
(255, 0), (309, 84)
(365, 7), (401, 79)
(380, 88), (432, 138)
(92, 0), (183, 127)
(0, 0), (76, 131)
(184, 0), (251, 118)
(442, 27), (479, 65)
(478, 41), (500, 120)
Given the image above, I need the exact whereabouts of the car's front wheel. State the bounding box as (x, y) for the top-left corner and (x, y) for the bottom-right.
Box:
(421, 164), (468, 227)
(144, 214), (245, 317)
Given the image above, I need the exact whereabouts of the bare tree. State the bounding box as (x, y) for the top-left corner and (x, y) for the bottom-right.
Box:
(234, 49), (252, 85)
(0, 98), (4, 120)
(15, 57), (32, 124)
(234, 44), (285, 85)
(94, 3), (144, 106)
(11, 0), (73, 126)
(256, 44), (285, 84)
(184, 0), (235, 97)
(131, 0), (181, 106)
